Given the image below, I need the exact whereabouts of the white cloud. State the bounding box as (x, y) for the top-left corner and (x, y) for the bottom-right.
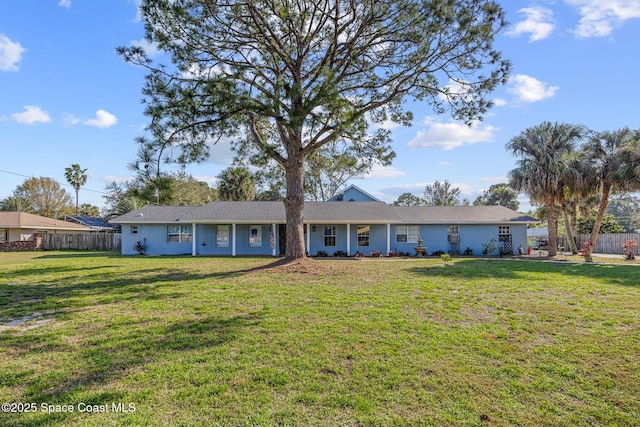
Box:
(379, 183), (427, 198)
(507, 74), (558, 103)
(369, 118), (403, 131)
(507, 7), (555, 42)
(407, 117), (499, 150)
(493, 98), (507, 107)
(206, 138), (236, 165)
(438, 79), (476, 104)
(0, 34), (26, 71)
(130, 38), (162, 58)
(11, 106), (51, 124)
(193, 175), (219, 185)
(439, 161), (452, 166)
(83, 110), (118, 128)
(566, 0), (640, 38)
(359, 163), (405, 179)
(58, 0), (71, 9)
(63, 113), (81, 126)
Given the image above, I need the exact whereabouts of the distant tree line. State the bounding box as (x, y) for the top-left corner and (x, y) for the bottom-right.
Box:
(392, 181), (519, 210)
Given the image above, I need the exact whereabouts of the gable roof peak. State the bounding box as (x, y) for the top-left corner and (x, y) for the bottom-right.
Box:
(327, 184), (382, 202)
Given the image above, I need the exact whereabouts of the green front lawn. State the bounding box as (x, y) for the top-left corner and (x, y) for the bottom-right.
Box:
(1, 252), (639, 426)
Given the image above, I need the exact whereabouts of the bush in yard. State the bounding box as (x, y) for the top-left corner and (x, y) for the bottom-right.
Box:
(481, 239), (498, 255)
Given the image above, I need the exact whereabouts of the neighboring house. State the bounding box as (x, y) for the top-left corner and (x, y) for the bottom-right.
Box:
(0, 211), (91, 250)
(64, 215), (121, 233)
(112, 186), (537, 257)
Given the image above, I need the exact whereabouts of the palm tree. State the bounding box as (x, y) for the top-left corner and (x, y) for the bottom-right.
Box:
(557, 149), (596, 254)
(582, 128), (640, 256)
(104, 197), (147, 220)
(217, 167), (256, 201)
(64, 164), (88, 215)
(506, 122), (587, 257)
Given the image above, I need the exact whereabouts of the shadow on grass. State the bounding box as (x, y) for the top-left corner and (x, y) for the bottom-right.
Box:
(36, 251), (120, 259)
(0, 255), (295, 324)
(1, 254), (270, 426)
(407, 258), (640, 287)
(1, 311), (262, 427)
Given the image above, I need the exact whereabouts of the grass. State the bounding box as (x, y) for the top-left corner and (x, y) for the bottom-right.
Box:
(1, 252), (639, 426)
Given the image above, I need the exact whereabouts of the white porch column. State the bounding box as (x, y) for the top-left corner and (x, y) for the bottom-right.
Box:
(192, 222), (197, 256)
(306, 223), (311, 254)
(271, 223), (277, 256)
(387, 223), (391, 255)
(346, 223), (351, 256)
(232, 223), (237, 256)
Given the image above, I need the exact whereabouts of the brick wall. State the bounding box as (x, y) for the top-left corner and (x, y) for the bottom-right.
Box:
(0, 234), (42, 252)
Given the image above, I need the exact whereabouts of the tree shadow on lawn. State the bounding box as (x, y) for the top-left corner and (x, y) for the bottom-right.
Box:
(36, 251), (120, 259)
(1, 311), (263, 427)
(0, 268), (202, 321)
(407, 258), (640, 287)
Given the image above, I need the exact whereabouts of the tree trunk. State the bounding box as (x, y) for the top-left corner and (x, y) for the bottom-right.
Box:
(570, 208), (579, 252)
(283, 157), (307, 260)
(587, 182), (612, 256)
(546, 200), (558, 257)
(561, 206), (578, 254)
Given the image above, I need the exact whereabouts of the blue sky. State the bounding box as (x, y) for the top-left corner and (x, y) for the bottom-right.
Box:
(1, 0), (639, 211)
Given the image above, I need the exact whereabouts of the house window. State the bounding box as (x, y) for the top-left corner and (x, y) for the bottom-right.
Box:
(324, 226), (336, 246)
(167, 225), (192, 243)
(447, 226), (459, 243)
(0, 229), (6, 243)
(396, 225), (420, 243)
(357, 225), (370, 247)
(249, 225), (262, 247)
(131, 226), (138, 235)
(216, 225), (229, 247)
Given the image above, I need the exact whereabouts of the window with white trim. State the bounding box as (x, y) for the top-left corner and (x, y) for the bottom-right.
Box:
(0, 229), (6, 244)
(324, 226), (336, 246)
(168, 225), (192, 243)
(357, 225), (370, 247)
(131, 226), (138, 235)
(249, 225), (262, 247)
(216, 225), (229, 247)
(396, 225), (420, 243)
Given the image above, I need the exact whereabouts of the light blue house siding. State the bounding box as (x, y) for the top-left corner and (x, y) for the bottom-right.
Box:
(306, 223), (388, 255)
(123, 224), (193, 256)
(389, 224), (528, 256)
(122, 222), (528, 256)
(123, 223), (278, 256)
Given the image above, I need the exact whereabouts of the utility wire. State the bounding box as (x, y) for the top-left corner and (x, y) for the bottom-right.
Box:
(0, 168), (107, 194)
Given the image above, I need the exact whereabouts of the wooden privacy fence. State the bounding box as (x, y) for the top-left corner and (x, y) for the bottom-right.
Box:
(559, 233), (640, 254)
(42, 233), (122, 251)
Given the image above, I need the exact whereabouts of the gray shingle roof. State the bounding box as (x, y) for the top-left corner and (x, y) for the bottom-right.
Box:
(111, 202), (536, 224)
(110, 205), (196, 223)
(391, 205), (536, 224)
(0, 212), (91, 231)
